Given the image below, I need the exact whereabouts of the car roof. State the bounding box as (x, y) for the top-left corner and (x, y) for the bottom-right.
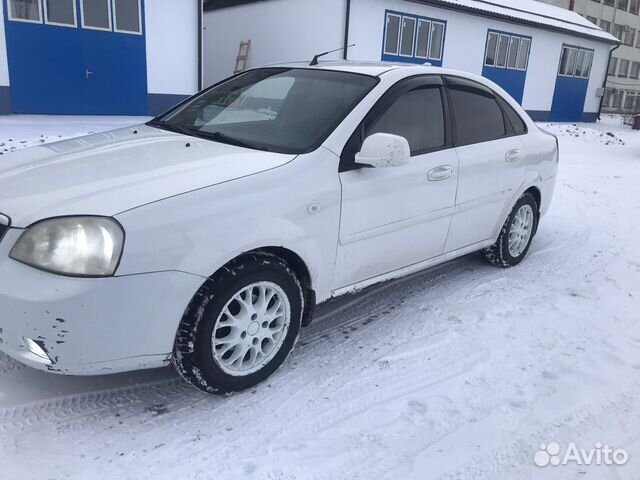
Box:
(271, 60), (442, 77)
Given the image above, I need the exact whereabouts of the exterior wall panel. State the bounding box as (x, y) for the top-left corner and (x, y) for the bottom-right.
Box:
(203, 0), (346, 86)
(145, 0), (199, 111)
(348, 0), (611, 120)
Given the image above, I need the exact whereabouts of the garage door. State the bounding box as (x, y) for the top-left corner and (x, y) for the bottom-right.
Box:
(481, 30), (531, 105)
(549, 45), (593, 122)
(3, 0), (148, 115)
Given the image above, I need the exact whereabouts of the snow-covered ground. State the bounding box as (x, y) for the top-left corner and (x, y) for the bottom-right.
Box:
(1, 115), (639, 480)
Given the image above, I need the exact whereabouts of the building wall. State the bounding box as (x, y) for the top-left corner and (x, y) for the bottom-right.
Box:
(348, 0), (611, 118)
(538, 0), (640, 113)
(203, 0), (346, 86)
(0, 2), (11, 113)
(0, 0), (198, 115)
(145, 0), (200, 114)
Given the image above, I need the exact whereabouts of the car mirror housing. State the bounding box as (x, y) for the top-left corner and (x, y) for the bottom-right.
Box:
(355, 133), (411, 168)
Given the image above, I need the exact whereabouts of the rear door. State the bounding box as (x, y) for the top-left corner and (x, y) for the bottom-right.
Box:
(333, 76), (459, 289)
(444, 76), (527, 252)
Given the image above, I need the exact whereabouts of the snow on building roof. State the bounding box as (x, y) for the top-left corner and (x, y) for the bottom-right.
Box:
(204, 0), (619, 44)
(430, 0), (619, 44)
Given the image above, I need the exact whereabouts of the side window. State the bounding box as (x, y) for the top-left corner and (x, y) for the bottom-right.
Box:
(448, 82), (506, 146)
(366, 87), (445, 155)
(497, 97), (527, 135)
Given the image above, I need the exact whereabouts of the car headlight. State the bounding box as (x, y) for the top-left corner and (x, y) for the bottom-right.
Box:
(10, 217), (124, 277)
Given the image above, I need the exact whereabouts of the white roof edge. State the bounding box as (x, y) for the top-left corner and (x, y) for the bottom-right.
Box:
(427, 0), (619, 44)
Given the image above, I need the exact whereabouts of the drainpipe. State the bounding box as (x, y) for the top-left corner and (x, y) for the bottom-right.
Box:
(598, 43), (620, 120)
(343, 0), (352, 60)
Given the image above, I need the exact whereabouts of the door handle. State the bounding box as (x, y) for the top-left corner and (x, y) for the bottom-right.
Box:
(505, 149), (522, 163)
(427, 165), (453, 181)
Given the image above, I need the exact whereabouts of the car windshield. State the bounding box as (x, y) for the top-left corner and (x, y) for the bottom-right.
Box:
(149, 68), (379, 154)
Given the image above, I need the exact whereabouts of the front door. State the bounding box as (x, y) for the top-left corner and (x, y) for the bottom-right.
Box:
(333, 77), (459, 289)
(3, 0), (147, 115)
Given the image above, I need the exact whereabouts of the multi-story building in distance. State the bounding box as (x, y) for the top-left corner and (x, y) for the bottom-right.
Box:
(538, 0), (640, 114)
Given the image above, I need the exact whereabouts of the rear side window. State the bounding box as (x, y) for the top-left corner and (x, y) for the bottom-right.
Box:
(497, 97), (527, 135)
(366, 87), (445, 155)
(448, 82), (506, 146)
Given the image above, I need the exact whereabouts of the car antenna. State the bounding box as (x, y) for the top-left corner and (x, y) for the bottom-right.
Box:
(310, 44), (356, 66)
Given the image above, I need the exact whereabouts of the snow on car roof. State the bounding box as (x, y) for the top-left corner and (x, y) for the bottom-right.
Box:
(432, 0), (618, 43)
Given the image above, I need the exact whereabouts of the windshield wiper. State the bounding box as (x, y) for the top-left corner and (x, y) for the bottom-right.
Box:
(149, 120), (269, 152)
(201, 131), (269, 152)
(147, 119), (195, 138)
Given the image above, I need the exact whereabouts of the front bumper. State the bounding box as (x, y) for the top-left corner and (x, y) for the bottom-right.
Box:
(0, 229), (205, 375)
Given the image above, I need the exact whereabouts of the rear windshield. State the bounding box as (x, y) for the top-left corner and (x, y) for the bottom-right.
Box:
(151, 68), (379, 154)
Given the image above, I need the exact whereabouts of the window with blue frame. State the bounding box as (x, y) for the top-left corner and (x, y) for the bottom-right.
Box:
(482, 29), (532, 105)
(558, 45), (594, 79)
(382, 10), (446, 66)
(6, 0), (142, 34)
(484, 30), (531, 71)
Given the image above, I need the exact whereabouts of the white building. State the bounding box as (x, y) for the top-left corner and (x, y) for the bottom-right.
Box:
(0, 0), (201, 115)
(203, 0), (619, 122)
(537, 0), (640, 113)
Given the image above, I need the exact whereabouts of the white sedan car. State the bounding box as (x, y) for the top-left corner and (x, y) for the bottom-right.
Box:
(0, 62), (558, 394)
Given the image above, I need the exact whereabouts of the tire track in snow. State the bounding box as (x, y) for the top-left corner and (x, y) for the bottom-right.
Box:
(0, 353), (26, 375)
(0, 378), (189, 436)
(436, 385), (640, 480)
(0, 218), (589, 452)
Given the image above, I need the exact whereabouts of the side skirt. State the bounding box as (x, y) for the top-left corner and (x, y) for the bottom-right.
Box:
(330, 239), (495, 299)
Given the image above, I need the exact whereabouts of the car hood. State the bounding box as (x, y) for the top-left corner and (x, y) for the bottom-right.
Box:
(0, 125), (296, 227)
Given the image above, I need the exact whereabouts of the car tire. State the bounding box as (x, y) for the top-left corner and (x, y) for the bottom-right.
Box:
(173, 252), (304, 395)
(481, 192), (539, 268)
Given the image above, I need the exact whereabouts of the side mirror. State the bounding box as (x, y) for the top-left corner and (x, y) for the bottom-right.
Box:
(355, 133), (411, 168)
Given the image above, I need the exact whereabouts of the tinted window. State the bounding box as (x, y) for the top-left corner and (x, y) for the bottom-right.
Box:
(448, 84), (506, 146)
(367, 87), (445, 155)
(497, 98), (527, 135)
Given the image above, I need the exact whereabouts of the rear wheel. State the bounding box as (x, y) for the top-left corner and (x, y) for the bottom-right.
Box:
(174, 253), (304, 394)
(481, 192), (539, 268)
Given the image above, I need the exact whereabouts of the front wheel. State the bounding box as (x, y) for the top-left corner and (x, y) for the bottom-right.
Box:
(173, 253), (304, 394)
(481, 192), (539, 268)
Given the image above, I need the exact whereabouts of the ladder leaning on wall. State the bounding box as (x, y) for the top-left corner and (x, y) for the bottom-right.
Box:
(234, 40), (252, 74)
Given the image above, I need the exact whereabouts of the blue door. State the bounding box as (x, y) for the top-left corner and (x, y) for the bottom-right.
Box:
(549, 45), (594, 122)
(3, 0), (147, 115)
(481, 30), (531, 104)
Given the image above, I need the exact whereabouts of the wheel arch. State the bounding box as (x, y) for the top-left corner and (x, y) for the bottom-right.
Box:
(193, 246), (317, 328)
(524, 185), (542, 212)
